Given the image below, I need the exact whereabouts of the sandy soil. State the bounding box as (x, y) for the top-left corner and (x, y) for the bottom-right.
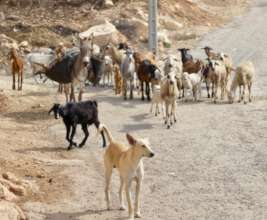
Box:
(0, 0), (267, 219)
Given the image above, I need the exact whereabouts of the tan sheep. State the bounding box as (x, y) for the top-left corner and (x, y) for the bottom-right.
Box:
(208, 60), (227, 103)
(219, 52), (233, 85)
(227, 61), (255, 104)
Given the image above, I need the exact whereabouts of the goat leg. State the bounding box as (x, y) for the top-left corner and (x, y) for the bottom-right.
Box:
(17, 73), (20, 90)
(68, 125), (77, 150)
(20, 72), (23, 90)
(146, 82), (151, 101)
(248, 83), (252, 102)
(123, 79), (127, 100)
(79, 124), (89, 148)
(130, 80), (134, 100)
(141, 81), (145, 101)
(12, 73), (16, 90)
(206, 81), (210, 98)
(65, 124), (71, 143)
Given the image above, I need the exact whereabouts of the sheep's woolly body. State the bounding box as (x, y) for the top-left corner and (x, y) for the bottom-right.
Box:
(150, 85), (164, 116)
(182, 70), (202, 101)
(228, 61), (255, 104)
(209, 60), (227, 103)
(219, 53), (233, 83)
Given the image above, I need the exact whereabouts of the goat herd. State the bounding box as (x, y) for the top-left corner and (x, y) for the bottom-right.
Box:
(6, 39), (256, 220)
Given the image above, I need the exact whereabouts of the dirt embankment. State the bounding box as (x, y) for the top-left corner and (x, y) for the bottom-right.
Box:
(0, 0), (248, 49)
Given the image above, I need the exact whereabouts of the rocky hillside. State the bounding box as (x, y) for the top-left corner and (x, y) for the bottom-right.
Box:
(0, 0), (248, 57)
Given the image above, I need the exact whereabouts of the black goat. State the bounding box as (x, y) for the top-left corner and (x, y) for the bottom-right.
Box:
(87, 56), (105, 86)
(49, 100), (106, 150)
(177, 48), (193, 64)
(117, 42), (130, 50)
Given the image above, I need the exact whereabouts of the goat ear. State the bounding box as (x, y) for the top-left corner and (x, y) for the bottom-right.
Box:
(126, 133), (136, 146)
(48, 107), (54, 115)
(48, 104), (57, 115)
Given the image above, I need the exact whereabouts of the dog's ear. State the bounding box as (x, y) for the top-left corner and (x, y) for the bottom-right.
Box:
(126, 133), (136, 146)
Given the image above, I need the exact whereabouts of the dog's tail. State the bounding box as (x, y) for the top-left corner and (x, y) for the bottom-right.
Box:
(98, 124), (114, 144)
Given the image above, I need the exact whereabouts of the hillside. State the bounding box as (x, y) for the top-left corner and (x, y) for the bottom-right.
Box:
(0, 0), (248, 53)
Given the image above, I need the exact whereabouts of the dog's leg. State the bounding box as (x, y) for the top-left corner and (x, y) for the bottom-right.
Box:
(104, 161), (112, 210)
(119, 176), (126, 210)
(134, 179), (141, 218)
(79, 124), (89, 148)
(126, 181), (134, 219)
(134, 167), (143, 219)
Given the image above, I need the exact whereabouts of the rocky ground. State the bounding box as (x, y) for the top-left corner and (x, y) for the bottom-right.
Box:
(2, 0), (267, 220)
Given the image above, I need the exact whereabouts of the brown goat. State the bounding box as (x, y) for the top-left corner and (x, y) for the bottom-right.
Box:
(137, 60), (161, 101)
(114, 64), (123, 95)
(9, 48), (24, 90)
(183, 59), (204, 74)
(133, 51), (156, 71)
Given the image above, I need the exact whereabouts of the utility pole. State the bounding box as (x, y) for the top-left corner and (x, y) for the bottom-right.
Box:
(148, 0), (158, 55)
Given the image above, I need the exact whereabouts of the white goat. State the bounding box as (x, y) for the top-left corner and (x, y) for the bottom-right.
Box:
(103, 55), (113, 87)
(150, 84), (164, 117)
(160, 72), (179, 129)
(163, 55), (183, 98)
(121, 50), (135, 100)
(228, 61), (255, 104)
(182, 68), (202, 101)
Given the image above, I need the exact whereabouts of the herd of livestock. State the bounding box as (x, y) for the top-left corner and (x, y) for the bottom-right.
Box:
(8, 35), (255, 130)
(5, 35), (256, 219)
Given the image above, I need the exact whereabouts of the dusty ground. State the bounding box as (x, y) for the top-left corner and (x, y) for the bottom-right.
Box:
(1, 0), (267, 219)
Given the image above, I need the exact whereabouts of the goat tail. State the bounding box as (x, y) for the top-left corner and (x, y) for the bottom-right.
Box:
(98, 124), (114, 145)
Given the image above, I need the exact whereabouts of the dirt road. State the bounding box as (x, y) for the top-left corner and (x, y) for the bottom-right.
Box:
(1, 0), (267, 219)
